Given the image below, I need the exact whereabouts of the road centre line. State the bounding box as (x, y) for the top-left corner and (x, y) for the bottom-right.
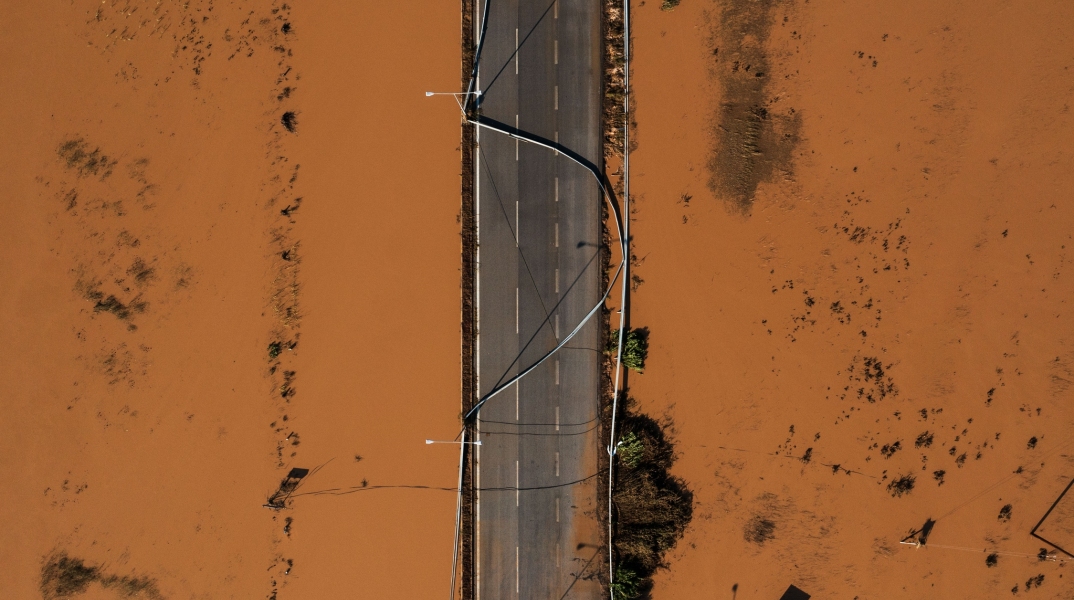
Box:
(554, 39), (558, 64)
(516, 461), (520, 507)
(516, 546), (520, 593)
(555, 452), (560, 476)
(515, 287), (519, 333)
(554, 0), (558, 19)
(555, 359), (559, 385)
(515, 28), (519, 74)
(556, 497), (560, 523)
(515, 382), (519, 421)
(515, 115), (519, 160)
(554, 222), (558, 247)
(555, 268), (559, 293)
(555, 406), (560, 429)
(554, 177), (558, 201)
(554, 85), (558, 110)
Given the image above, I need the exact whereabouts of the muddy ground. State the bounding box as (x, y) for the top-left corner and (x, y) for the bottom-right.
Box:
(624, 0), (1074, 598)
(0, 1), (461, 598)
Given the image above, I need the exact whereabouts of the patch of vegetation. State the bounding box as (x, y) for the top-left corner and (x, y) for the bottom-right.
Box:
(99, 573), (159, 597)
(613, 403), (693, 597)
(57, 138), (117, 180)
(887, 474), (916, 497)
(610, 565), (642, 598)
(986, 553), (998, 567)
(41, 554), (99, 598)
(76, 277), (147, 323)
(281, 111), (298, 133)
(41, 552), (162, 599)
(1025, 574), (1045, 590)
(608, 327), (650, 373)
(915, 431), (934, 448)
(744, 516), (776, 544)
(706, 0), (800, 213)
(617, 432), (645, 468)
(660, 0), (681, 10)
(93, 294), (148, 321)
(127, 258), (156, 287)
(268, 341), (282, 359)
(998, 504), (1013, 522)
(880, 440), (901, 458)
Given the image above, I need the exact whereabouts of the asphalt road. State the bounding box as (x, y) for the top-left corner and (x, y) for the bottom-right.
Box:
(472, 0), (603, 598)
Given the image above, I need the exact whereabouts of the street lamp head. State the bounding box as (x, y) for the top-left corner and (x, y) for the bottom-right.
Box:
(474, 440), (482, 446)
(425, 439), (435, 444)
(425, 91), (435, 97)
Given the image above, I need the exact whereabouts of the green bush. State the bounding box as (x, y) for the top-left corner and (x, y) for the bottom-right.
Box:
(610, 565), (642, 599)
(618, 432), (645, 468)
(268, 341), (282, 360)
(609, 327), (649, 373)
(661, 0), (682, 10)
(612, 403), (693, 595)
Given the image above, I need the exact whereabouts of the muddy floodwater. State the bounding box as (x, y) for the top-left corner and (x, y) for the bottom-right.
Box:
(626, 0), (1074, 598)
(1, 1), (462, 598)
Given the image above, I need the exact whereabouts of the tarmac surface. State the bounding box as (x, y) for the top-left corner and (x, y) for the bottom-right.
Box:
(472, 0), (604, 598)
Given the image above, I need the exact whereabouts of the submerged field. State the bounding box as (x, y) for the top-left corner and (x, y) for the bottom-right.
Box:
(626, 0), (1074, 598)
(0, 2), (461, 598)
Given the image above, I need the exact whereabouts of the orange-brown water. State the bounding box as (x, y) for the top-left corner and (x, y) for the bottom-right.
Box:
(626, 0), (1074, 598)
(1, 1), (461, 598)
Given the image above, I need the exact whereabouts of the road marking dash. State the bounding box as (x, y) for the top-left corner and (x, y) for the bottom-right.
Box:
(554, 222), (558, 247)
(516, 461), (520, 507)
(554, 85), (558, 110)
(555, 268), (559, 294)
(556, 497), (560, 523)
(555, 360), (559, 385)
(554, 39), (558, 65)
(515, 287), (519, 334)
(515, 28), (519, 74)
(554, 177), (558, 202)
(555, 406), (560, 430)
(516, 546), (520, 593)
(555, 452), (559, 477)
